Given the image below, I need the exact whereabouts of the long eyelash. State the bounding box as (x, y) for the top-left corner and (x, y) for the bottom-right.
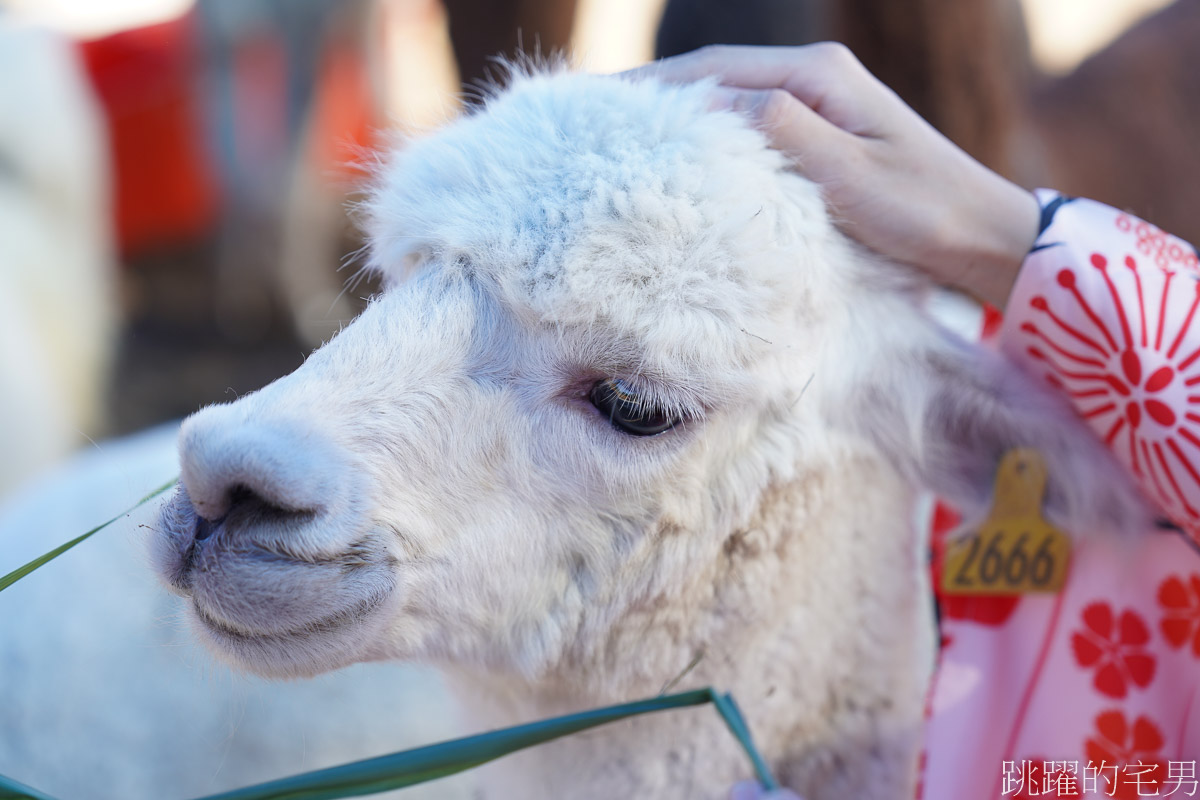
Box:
(606, 378), (701, 423)
(609, 379), (641, 405)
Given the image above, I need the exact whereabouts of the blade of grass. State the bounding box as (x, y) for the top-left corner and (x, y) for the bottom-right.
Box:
(712, 692), (778, 791)
(0, 686), (778, 800)
(0, 773), (58, 800)
(658, 649), (705, 696)
(0, 477), (177, 593)
(190, 686), (780, 800)
(190, 688), (718, 800)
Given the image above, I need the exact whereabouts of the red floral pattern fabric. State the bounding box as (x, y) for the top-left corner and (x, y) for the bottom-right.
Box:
(919, 192), (1200, 800)
(1159, 573), (1200, 655)
(1070, 604), (1156, 699)
(1085, 711), (1167, 799)
(1009, 195), (1200, 545)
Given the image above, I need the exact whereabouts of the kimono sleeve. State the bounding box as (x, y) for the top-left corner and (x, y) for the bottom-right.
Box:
(1000, 189), (1200, 543)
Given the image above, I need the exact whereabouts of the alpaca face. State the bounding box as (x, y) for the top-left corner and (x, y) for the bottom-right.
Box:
(152, 71), (1154, 686)
(152, 74), (840, 679)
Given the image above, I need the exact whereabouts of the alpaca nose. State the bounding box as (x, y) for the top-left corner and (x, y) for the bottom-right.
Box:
(177, 403), (354, 535)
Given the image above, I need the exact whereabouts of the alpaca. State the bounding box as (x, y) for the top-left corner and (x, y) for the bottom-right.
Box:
(152, 66), (1150, 799)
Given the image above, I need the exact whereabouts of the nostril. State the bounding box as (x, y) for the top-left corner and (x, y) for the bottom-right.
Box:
(189, 484), (311, 548)
(229, 484), (262, 513)
(187, 485), (313, 550)
(218, 484), (317, 533)
(226, 483), (300, 519)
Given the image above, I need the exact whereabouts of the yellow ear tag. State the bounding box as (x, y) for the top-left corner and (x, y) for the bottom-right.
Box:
(941, 448), (1072, 596)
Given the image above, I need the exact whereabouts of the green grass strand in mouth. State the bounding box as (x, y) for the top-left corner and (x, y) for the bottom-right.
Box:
(0, 477), (177, 593)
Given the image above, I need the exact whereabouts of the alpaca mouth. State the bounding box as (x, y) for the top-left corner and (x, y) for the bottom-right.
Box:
(181, 533), (399, 677)
(192, 585), (393, 646)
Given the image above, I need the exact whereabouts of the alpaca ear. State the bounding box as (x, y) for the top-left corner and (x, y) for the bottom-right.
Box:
(854, 324), (1153, 538)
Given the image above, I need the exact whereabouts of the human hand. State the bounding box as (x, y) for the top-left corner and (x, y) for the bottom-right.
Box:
(728, 779), (805, 800)
(624, 44), (1039, 308)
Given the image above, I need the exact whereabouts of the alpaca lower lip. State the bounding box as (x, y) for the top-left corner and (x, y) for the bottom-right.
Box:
(193, 587), (392, 644)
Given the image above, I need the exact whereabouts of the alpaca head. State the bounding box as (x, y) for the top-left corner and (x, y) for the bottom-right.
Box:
(153, 70), (1148, 683)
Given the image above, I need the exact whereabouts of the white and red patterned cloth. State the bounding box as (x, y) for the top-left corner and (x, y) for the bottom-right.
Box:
(919, 192), (1200, 799)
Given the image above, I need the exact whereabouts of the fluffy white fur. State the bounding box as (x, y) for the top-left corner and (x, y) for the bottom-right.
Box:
(153, 71), (1151, 799)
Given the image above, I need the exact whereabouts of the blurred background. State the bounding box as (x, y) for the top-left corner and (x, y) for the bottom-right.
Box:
(0, 0), (1196, 501)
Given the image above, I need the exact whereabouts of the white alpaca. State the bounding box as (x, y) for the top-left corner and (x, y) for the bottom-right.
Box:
(152, 67), (1149, 799)
(0, 21), (115, 500)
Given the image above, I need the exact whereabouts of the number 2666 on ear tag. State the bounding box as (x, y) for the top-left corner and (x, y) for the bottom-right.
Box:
(941, 448), (1072, 596)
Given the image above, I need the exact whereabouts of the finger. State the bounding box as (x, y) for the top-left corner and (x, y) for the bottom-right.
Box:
(621, 44), (879, 133)
(709, 86), (858, 176)
(625, 43), (853, 91)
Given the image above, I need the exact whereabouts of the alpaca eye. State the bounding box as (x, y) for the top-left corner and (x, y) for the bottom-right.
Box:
(589, 378), (680, 437)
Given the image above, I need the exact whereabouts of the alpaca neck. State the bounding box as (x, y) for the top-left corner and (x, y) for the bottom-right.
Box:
(449, 447), (936, 800)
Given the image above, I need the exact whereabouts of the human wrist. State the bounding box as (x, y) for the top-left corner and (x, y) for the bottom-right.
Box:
(937, 176), (1039, 309)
